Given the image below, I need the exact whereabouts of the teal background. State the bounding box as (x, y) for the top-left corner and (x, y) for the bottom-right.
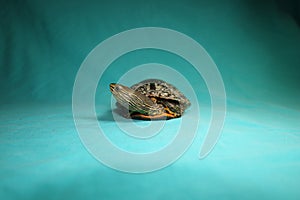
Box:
(1, 0), (300, 199)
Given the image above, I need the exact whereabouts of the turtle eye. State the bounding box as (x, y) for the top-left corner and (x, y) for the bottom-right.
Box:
(115, 86), (119, 91)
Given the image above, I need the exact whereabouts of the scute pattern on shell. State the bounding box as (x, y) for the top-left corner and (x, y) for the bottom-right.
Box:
(130, 79), (191, 110)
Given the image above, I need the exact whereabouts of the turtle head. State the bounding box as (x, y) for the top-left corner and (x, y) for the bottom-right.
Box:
(110, 83), (134, 106)
(110, 83), (163, 115)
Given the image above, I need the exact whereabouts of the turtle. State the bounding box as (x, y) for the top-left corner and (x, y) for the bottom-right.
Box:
(109, 79), (191, 120)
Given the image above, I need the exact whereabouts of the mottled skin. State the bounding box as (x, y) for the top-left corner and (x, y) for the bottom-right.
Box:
(110, 79), (190, 120)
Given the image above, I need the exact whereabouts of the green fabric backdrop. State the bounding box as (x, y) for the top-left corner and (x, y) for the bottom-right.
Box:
(0, 0), (299, 199)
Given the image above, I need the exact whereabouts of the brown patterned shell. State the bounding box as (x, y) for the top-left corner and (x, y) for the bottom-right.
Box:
(130, 79), (191, 113)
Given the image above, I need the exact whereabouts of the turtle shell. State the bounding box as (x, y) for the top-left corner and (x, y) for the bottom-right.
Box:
(130, 79), (191, 117)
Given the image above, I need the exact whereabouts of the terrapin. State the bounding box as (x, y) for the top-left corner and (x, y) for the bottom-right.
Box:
(110, 79), (190, 120)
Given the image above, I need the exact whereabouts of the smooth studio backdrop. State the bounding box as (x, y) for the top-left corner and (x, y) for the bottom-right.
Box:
(0, 0), (300, 199)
